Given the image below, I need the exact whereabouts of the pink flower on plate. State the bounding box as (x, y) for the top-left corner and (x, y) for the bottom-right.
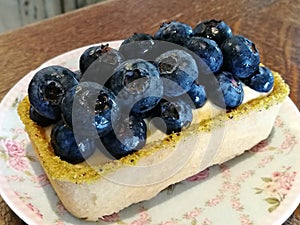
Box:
(56, 201), (67, 215)
(100, 212), (119, 223)
(272, 171), (282, 178)
(242, 170), (255, 178)
(130, 210), (151, 225)
(140, 210), (150, 218)
(8, 156), (29, 171)
(5, 175), (25, 182)
(258, 155), (274, 168)
(281, 133), (297, 150)
(231, 198), (243, 211)
(130, 219), (149, 225)
(249, 139), (268, 153)
(276, 171), (297, 193)
(205, 195), (223, 207)
(255, 167), (297, 212)
(12, 127), (26, 135)
(158, 220), (177, 225)
(202, 218), (212, 225)
(220, 164), (231, 178)
(186, 169), (209, 182)
(222, 181), (232, 191)
(222, 182), (239, 193)
(274, 116), (284, 127)
(26, 203), (43, 219)
(237, 170), (255, 183)
(54, 220), (65, 225)
(183, 207), (202, 219)
(2, 139), (25, 157)
(32, 174), (50, 187)
(14, 191), (32, 200)
(240, 214), (252, 225)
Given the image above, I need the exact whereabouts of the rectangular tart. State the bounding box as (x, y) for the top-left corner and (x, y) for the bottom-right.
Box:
(17, 70), (289, 221)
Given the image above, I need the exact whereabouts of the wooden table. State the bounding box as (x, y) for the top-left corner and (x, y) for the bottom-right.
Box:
(0, 0), (299, 224)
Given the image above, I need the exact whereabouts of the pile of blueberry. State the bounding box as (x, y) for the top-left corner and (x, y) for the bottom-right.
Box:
(27, 19), (274, 164)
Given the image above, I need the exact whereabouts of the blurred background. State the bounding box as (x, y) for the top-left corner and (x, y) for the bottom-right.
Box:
(0, 0), (104, 34)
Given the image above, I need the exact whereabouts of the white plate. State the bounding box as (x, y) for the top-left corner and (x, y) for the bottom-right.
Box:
(0, 41), (300, 225)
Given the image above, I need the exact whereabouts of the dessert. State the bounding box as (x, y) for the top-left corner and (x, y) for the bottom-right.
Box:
(17, 19), (289, 221)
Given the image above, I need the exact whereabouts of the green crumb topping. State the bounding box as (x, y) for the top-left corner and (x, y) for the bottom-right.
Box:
(17, 97), (100, 184)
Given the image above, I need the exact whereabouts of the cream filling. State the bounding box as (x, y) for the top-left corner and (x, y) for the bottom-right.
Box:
(44, 85), (271, 165)
(146, 84), (271, 142)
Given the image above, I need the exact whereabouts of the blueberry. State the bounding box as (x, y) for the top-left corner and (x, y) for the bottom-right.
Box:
(29, 106), (55, 127)
(154, 21), (193, 46)
(185, 37), (223, 73)
(61, 82), (117, 138)
(73, 70), (82, 81)
(100, 115), (147, 159)
(51, 121), (96, 164)
(80, 45), (102, 73)
(214, 71), (244, 109)
(109, 59), (163, 115)
(243, 66), (274, 92)
(221, 35), (260, 79)
(159, 99), (193, 134)
(79, 47), (124, 90)
(28, 65), (78, 121)
(119, 33), (155, 60)
(187, 82), (207, 108)
(61, 86), (76, 128)
(154, 49), (198, 97)
(193, 19), (233, 45)
(79, 44), (124, 75)
(130, 105), (159, 119)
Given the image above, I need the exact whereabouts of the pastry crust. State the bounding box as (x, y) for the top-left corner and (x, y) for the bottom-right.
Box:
(18, 71), (289, 221)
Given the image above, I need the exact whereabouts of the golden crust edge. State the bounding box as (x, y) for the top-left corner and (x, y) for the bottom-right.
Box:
(17, 70), (290, 184)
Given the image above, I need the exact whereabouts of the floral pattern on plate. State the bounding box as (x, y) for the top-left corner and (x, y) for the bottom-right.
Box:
(254, 166), (297, 213)
(0, 41), (299, 225)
